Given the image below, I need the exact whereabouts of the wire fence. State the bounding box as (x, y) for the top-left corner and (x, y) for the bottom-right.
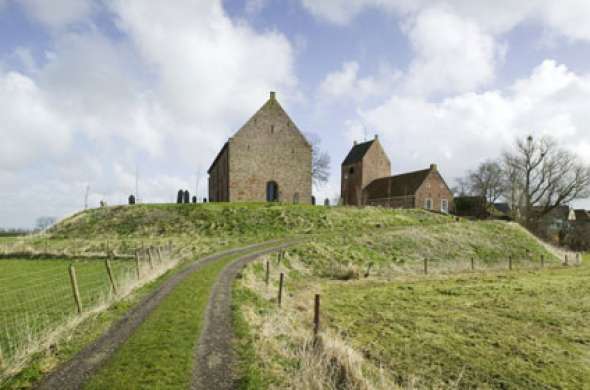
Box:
(0, 243), (179, 380)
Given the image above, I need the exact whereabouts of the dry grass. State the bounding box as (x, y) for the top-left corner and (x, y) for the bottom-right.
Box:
(235, 255), (399, 389)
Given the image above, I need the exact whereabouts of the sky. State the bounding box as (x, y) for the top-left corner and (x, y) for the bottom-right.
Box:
(1, 0), (590, 228)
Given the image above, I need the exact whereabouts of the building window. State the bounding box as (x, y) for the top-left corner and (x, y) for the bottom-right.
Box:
(441, 199), (449, 213)
(270, 125), (275, 134)
(425, 198), (433, 210)
(349, 167), (354, 174)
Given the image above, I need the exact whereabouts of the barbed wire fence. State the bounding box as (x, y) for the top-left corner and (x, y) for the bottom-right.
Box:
(0, 241), (181, 381)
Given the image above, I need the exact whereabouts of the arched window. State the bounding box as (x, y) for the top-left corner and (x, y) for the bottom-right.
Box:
(266, 181), (279, 202)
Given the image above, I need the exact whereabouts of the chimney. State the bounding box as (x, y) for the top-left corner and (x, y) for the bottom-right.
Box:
(270, 91), (276, 100)
(430, 163), (438, 172)
(353, 140), (358, 146)
(374, 134), (379, 140)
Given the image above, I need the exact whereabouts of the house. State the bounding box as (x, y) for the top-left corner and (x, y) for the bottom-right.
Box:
(340, 137), (453, 213)
(208, 92), (312, 203)
(574, 209), (590, 222)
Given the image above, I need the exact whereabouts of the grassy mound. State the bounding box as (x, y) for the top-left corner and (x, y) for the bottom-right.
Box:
(49, 203), (451, 239)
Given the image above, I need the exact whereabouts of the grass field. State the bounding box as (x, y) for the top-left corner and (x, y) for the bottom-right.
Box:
(324, 263), (590, 388)
(0, 258), (137, 370)
(232, 232), (582, 388)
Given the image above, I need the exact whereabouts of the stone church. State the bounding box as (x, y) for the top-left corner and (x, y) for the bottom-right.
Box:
(341, 136), (454, 212)
(208, 92), (312, 203)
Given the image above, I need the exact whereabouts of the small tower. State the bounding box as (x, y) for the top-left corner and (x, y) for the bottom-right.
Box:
(341, 135), (390, 206)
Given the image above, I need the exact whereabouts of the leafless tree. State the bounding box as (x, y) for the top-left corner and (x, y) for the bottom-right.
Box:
(36, 216), (56, 231)
(451, 177), (470, 197)
(467, 160), (505, 204)
(503, 135), (590, 225)
(306, 133), (331, 186)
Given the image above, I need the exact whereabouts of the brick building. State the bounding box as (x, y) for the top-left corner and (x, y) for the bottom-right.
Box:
(341, 137), (453, 212)
(208, 92), (312, 203)
(341, 137), (391, 206)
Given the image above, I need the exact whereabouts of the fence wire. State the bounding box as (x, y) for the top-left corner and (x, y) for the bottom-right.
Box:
(0, 244), (177, 378)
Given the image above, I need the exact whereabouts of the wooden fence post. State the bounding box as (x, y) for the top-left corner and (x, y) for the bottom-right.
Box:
(541, 254), (545, 268)
(564, 255), (569, 266)
(278, 273), (284, 307)
(265, 260), (270, 286)
(105, 255), (117, 295)
(157, 247), (163, 264)
(135, 249), (141, 280)
(471, 257), (474, 271)
(424, 258), (428, 275)
(68, 265), (83, 314)
(509, 256), (513, 271)
(147, 247), (154, 269)
(577, 253), (582, 266)
(314, 294), (321, 336)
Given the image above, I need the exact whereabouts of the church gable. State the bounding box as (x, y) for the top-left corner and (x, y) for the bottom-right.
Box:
(231, 92), (310, 148)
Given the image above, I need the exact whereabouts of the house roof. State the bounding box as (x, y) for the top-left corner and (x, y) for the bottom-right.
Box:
(493, 203), (511, 214)
(342, 140), (375, 165)
(365, 168), (432, 198)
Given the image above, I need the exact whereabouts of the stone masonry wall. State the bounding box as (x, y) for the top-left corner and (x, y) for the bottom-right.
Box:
(228, 94), (312, 204)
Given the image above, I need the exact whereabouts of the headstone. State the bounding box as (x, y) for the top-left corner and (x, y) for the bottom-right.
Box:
(324, 198), (330, 206)
(183, 190), (190, 204)
(128, 195), (136, 205)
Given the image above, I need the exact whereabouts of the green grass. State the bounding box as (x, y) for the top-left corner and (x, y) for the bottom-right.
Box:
(0, 258), (135, 367)
(323, 264), (590, 388)
(85, 243), (282, 389)
(49, 203), (451, 239)
(2, 263), (180, 389)
(286, 221), (556, 279)
(232, 286), (275, 390)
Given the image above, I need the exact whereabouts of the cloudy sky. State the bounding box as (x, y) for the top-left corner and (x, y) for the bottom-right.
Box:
(1, 0), (590, 228)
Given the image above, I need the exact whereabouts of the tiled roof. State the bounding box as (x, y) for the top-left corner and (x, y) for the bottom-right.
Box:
(342, 140), (374, 165)
(365, 168), (431, 198)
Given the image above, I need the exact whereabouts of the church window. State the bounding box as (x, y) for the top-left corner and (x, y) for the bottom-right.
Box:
(349, 167), (354, 174)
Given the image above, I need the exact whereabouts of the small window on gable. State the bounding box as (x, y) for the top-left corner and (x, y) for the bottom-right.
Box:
(270, 125), (275, 134)
(349, 167), (354, 174)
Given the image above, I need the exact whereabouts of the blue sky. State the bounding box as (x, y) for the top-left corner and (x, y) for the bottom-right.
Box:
(1, 0), (590, 228)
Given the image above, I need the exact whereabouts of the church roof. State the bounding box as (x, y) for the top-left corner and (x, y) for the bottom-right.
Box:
(342, 140), (375, 165)
(365, 168), (432, 197)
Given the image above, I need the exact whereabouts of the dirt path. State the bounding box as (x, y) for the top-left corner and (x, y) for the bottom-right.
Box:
(191, 240), (304, 390)
(35, 239), (287, 390)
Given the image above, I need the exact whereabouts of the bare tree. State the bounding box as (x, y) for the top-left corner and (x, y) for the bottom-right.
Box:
(452, 177), (471, 197)
(306, 133), (331, 186)
(503, 135), (590, 224)
(36, 216), (56, 231)
(467, 160), (505, 204)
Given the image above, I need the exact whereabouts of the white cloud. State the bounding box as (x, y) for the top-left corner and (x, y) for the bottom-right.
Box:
(19, 0), (95, 28)
(0, 0), (298, 227)
(350, 60), (590, 184)
(402, 7), (503, 96)
(300, 0), (590, 42)
(319, 61), (401, 101)
(0, 71), (72, 170)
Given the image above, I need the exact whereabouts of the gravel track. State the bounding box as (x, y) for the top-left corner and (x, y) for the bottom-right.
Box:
(191, 240), (304, 390)
(35, 239), (286, 390)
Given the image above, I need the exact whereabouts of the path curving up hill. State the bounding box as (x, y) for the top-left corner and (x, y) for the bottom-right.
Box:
(35, 239), (296, 390)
